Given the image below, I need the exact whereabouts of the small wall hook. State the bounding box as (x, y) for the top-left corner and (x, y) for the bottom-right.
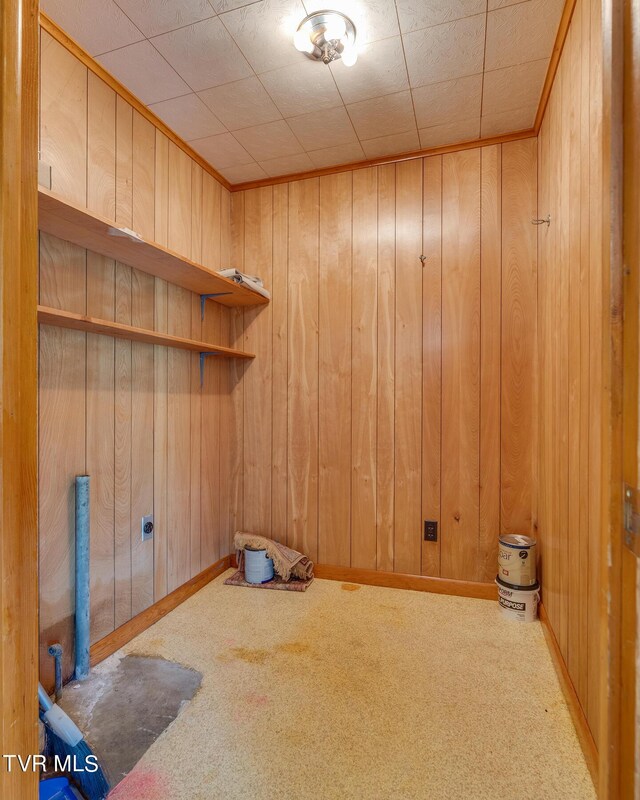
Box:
(532, 214), (551, 227)
(419, 254), (427, 265)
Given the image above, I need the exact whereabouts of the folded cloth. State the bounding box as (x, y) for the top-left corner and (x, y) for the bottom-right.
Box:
(233, 532), (314, 582)
(219, 268), (264, 287)
(218, 268), (271, 300)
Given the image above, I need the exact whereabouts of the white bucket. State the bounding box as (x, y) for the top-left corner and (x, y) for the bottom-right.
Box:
(244, 547), (274, 584)
(496, 576), (540, 622)
(498, 534), (537, 587)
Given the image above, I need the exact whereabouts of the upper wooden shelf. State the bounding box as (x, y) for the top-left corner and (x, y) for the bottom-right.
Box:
(38, 188), (269, 308)
(38, 306), (255, 359)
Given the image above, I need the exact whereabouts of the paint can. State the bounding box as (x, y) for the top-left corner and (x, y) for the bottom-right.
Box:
(498, 534), (537, 586)
(496, 576), (540, 622)
(244, 547), (274, 584)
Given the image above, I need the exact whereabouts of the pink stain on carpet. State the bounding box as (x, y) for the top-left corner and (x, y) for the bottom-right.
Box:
(232, 692), (270, 723)
(108, 768), (168, 800)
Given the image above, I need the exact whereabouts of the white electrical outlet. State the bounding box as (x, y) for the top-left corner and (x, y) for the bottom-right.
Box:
(141, 514), (154, 542)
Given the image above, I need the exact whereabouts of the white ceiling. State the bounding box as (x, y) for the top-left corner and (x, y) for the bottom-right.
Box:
(42, 0), (564, 184)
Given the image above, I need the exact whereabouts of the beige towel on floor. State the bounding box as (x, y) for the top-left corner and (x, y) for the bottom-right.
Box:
(233, 532), (314, 582)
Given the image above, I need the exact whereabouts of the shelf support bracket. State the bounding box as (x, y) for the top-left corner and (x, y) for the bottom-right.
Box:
(200, 352), (221, 387)
(201, 292), (233, 320)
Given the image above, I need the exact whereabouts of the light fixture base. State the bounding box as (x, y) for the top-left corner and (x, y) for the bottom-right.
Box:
(294, 10), (357, 65)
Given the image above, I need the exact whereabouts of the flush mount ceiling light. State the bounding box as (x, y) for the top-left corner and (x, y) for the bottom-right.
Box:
(294, 10), (358, 67)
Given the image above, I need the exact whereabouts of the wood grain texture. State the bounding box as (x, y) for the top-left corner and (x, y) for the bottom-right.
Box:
(421, 156), (442, 577)
(40, 30), (87, 206)
(287, 179), (320, 561)
(441, 149), (481, 581)
(87, 72), (115, 219)
(479, 145), (502, 581)
(351, 168), (378, 569)
(501, 139), (537, 536)
(2, 4), (39, 793)
(319, 172), (352, 566)
(536, 0), (605, 755)
(376, 164), (396, 573)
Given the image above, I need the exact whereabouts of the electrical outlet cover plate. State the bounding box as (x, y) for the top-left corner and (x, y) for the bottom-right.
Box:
(141, 514), (154, 542)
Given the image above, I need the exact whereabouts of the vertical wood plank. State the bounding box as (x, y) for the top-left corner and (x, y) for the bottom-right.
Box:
(115, 97), (133, 228)
(271, 183), (289, 545)
(39, 239), (86, 684)
(190, 164), (203, 576)
(394, 160), (423, 575)
(130, 269), (154, 616)
(40, 31), (87, 206)
(201, 173), (222, 564)
(168, 142), (192, 259)
(501, 139), (538, 536)
(132, 111), (155, 241)
(243, 187), (273, 537)
(114, 264), (132, 628)
(87, 73), (115, 219)
(479, 145), (502, 581)
(422, 156), (442, 577)
(86, 253), (115, 643)
(441, 149), (481, 581)
(287, 178), (319, 561)
(319, 172), (352, 566)
(351, 167), (378, 569)
(376, 164), (396, 572)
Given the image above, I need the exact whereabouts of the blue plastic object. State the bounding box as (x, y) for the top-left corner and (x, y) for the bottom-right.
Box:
(39, 777), (76, 800)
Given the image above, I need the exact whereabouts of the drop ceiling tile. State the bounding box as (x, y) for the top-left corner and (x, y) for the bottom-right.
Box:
(485, 0), (565, 71)
(481, 105), (536, 137)
(41, 0), (144, 56)
(259, 152), (315, 176)
(301, 0), (400, 44)
(220, 0), (308, 74)
(209, 0), (259, 11)
(188, 131), (253, 167)
(114, 0), (216, 38)
(97, 41), (191, 104)
(234, 119), (305, 160)
(403, 14), (486, 88)
(360, 129), (420, 158)
(199, 77), (282, 130)
(482, 59), (549, 116)
(287, 106), (358, 150)
(218, 162), (269, 182)
(396, 0), (486, 34)
(259, 59), (343, 118)
(329, 37), (409, 105)
(307, 142), (366, 168)
(149, 93), (227, 140)
(412, 73), (482, 128)
(346, 90), (416, 140)
(418, 117), (480, 148)
(151, 16), (252, 91)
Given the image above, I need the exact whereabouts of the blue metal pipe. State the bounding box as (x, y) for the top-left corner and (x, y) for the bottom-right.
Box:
(75, 476), (90, 681)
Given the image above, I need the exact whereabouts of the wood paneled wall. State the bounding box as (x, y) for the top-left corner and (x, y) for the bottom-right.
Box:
(537, 0), (603, 748)
(38, 30), (234, 687)
(229, 140), (538, 582)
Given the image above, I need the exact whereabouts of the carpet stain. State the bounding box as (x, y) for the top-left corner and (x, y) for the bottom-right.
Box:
(108, 768), (167, 800)
(221, 641), (312, 665)
(341, 583), (361, 591)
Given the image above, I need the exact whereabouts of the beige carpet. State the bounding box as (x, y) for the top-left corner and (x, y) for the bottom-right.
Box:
(105, 570), (595, 800)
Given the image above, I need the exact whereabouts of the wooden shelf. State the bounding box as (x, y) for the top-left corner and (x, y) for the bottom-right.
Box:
(38, 187), (269, 308)
(38, 306), (255, 359)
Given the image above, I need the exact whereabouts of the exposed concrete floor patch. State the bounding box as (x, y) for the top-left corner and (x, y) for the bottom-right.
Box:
(60, 655), (202, 786)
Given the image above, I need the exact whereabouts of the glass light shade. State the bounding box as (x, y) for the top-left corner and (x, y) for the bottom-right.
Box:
(294, 28), (314, 53)
(323, 14), (346, 41)
(341, 44), (358, 66)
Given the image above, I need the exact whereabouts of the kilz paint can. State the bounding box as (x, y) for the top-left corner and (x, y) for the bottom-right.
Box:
(498, 534), (537, 587)
(496, 576), (540, 622)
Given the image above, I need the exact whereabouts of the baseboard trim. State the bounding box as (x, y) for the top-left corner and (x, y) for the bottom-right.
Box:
(90, 555), (232, 667)
(314, 563), (498, 600)
(538, 602), (598, 786)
